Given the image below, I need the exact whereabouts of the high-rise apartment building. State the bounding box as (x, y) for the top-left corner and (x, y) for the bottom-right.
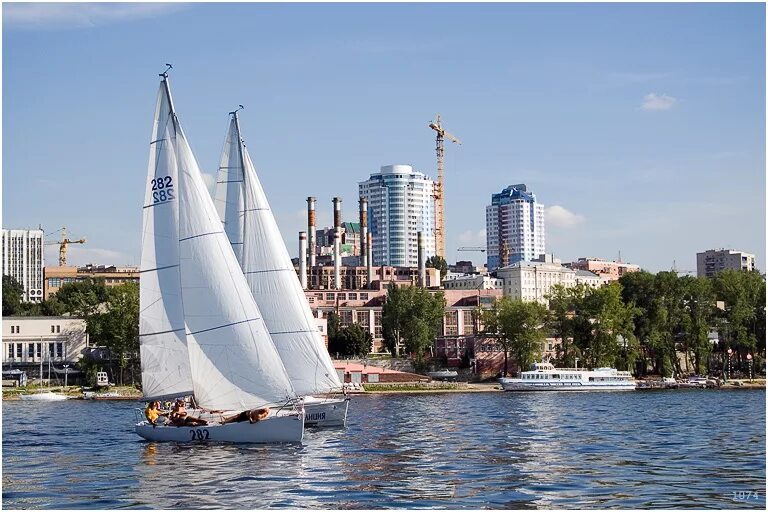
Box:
(486, 184), (545, 271)
(359, 164), (435, 267)
(2, 228), (45, 302)
(696, 249), (756, 278)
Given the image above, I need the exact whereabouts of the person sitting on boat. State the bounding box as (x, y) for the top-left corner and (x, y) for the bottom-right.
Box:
(144, 401), (169, 426)
(169, 399), (208, 427)
(220, 408), (270, 425)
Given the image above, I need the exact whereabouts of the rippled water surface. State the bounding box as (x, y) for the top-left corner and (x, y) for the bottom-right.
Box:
(2, 390), (765, 509)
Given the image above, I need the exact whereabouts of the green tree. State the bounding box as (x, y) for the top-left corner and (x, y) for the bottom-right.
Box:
(2, 274), (24, 316)
(578, 282), (639, 370)
(329, 323), (373, 358)
(679, 276), (716, 374)
(481, 297), (548, 376)
(382, 284), (445, 364)
(712, 270), (766, 371)
(425, 256), (449, 278)
(94, 282), (140, 385)
(546, 283), (590, 368)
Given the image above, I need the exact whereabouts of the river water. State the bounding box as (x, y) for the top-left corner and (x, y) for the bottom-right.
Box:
(2, 389), (765, 509)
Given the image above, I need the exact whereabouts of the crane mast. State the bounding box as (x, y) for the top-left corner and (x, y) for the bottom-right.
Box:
(428, 114), (461, 260)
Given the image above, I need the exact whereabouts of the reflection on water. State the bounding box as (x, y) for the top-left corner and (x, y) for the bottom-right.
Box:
(2, 390), (765, 509)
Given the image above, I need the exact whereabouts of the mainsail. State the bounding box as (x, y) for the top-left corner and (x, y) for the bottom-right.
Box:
(214, 112), (343, 396)
(139, 78), (193, 401)
(141, 75), (297, 411)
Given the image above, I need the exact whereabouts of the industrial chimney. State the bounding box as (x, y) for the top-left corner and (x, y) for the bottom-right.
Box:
(307, 197), (317, 274)
(333, 197), (342, 290)
(359, 197), (368, 265)
(299, 231), (308, 290)
(418, 231), (426, 288)
(366, 231), (374, 289)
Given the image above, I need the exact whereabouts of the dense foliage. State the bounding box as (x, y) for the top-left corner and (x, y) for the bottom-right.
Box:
(327, 312), (373, 358)
(382, 284), (445, 362)
(480, 297), (548, 376)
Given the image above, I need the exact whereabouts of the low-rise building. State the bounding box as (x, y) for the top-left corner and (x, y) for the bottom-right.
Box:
(44, 264), (140, 299)
(696, 249), (756, 277)
(574, 269), (602, 288)
(442, 273), (503, 290)
(2, 317), (89, 373)
(305, 264), (440, 291)
(496, 254), (576, 305)
(567, 257), (641, 282)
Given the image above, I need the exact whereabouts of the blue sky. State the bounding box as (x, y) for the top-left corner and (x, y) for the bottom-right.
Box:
(2, 2), (765, 272)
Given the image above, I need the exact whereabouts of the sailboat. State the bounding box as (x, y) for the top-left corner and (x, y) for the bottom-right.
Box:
(135, 68), (304, 443)
(214, 109), (349, 428)
(19, 354), (68, 401)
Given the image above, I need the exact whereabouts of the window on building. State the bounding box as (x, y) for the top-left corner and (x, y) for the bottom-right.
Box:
(8, 344), (14, 359)
(326, 293), (335, 300)
(49, 343), (55, 357)
(51, 325), (55, 333)
(56, 325), (61, 334)
(57, 343), (64, 358)
(28, 344), (35, 358)
(16, 344), (22, 359)
(36, 343), (42, 358)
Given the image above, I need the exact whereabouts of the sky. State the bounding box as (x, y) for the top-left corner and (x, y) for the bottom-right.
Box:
(2, 2), (765, 273)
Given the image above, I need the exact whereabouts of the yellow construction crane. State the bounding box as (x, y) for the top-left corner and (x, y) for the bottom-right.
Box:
(44, 227), (86, 266)
(429, 114), (461, 259)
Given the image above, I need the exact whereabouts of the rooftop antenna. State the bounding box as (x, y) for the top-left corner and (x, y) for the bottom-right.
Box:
(159, 63), (173, 78)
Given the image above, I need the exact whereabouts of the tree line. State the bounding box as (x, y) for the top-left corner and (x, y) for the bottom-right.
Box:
(3, 275), (139, 385)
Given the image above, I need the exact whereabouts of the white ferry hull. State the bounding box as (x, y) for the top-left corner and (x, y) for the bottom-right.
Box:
(19, 392), (69, 401)
(500, 379), (636, 392)
(303, 397), (349, 428)
(135, 414), (304, 443)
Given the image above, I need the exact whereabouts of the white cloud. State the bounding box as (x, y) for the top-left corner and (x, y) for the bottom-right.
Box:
(545, 205), (585, 228)
(3, 3), (183, 29)
(641, 92), (677, 111)
(457, 228), (486, 246)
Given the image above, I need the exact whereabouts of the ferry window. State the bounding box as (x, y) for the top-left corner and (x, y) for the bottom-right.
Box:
(589, 377), (594, 382)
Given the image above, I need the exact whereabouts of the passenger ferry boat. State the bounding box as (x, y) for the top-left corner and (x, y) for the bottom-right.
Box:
(499, 362), (636, 391)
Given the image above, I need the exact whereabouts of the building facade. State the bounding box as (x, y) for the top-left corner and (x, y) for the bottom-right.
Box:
(486, 184), (545, 271)
(2, 317), (89, 372)
(496, 255), (576, 305)
(2, 229), (45, 302)
(696, 249), (756, 278)
(567, 257), (641, 282)
(442, 273), (503, 290)
(44, 264), (140, 299)
(315, 222), (361, 257)
(359, 164), (435, 267)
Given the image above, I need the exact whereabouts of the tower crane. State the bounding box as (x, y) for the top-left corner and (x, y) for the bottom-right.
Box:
(44, 227), (86, 266)
(429, 114), (461, 260)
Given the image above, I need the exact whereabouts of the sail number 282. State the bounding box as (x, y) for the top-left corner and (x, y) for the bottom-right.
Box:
(151, 176), (175, 204)
(190, 428), (210, 441)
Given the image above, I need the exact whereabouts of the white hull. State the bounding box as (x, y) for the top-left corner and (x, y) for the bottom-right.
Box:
(303, 397), (349, 428)
(19, 391), (69, 401)
(500, 379), (636, 392)
(135, 413), (304, 443)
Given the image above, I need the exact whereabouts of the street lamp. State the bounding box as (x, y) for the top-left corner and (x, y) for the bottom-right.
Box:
(746, 353), (753, 382)
(726, 347), (733, 381)
(63, 364), (70, 388)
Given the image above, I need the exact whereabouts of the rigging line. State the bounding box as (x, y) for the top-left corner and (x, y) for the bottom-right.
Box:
(179, 231), (223, 242)
(139, 327), (185, 338)
(186, 318), (259, 336)
(140, 264), (180, 273)
(244, 268), (294, 275)
(216, 180), (244, 184)
(143, 201), (175, 209)
(139, 296), (162, 314)
(241, 208), (270, 212)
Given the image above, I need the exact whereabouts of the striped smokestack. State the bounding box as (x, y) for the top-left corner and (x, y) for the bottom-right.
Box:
(359, 197), (368, 264)
(333, 197), (342, 290)
(307, 197), (317, 272)
(366, 231), (374, 289)
(299, 231), (308, 290)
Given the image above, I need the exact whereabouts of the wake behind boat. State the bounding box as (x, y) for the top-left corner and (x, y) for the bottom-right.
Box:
(19, 391), (68, 401)
(499, 362), (637, 391)
(134, 67), (303, 443)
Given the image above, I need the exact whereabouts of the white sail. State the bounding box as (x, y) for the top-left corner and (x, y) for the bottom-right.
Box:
(139, 80), (193, 401)
(216, 114), (343, 396)
(173, 106), (298, 411)
(213, 116), (245, 265)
